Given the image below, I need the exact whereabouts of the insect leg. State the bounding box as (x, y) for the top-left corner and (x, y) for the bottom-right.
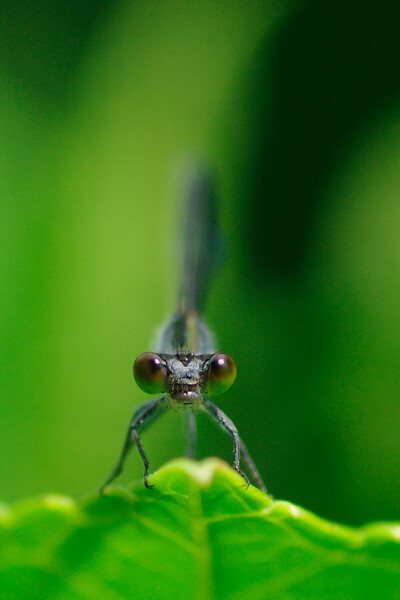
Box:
(185, 407), (197, 458)
(238, 437), (267, 493)
(100, 396), (167, 493)
(202, 399), (267, 491)
(201, 399), (250, 487)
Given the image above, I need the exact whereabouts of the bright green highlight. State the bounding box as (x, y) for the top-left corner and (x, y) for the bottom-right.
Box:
(1, 458), (399, 599)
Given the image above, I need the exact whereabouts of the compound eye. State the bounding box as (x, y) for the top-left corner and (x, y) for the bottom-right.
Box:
(206, 353), (237, 395)
(133, 352), (166, 394)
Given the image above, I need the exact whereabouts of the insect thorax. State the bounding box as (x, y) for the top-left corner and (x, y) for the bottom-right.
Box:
(156, 312), (214, 355)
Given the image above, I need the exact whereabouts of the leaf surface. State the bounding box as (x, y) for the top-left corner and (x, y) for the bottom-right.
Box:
(1, 458), (400, 599)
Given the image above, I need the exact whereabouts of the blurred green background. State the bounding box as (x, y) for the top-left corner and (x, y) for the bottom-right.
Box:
(1, 0), (400, 526)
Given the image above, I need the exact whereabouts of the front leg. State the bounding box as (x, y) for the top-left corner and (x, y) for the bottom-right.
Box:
(185, 407), (197, 458)
(201, 398), (249, 486)
(201, 398), (266, 491)
(100, 396), (167, 492)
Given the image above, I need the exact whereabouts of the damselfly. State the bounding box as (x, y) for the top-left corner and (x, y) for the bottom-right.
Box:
(101, 168), (266, 492)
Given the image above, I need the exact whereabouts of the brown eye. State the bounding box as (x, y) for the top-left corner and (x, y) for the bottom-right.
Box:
(133, 352), (166, 394)
(206, 353), (237, 395)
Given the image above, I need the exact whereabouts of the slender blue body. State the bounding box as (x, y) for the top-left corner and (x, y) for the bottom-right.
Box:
(156, 168), (221, 355)
(100, 165), (267, 493)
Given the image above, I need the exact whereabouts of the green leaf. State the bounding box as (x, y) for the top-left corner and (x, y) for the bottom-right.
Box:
(1, 458), (400, 600)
